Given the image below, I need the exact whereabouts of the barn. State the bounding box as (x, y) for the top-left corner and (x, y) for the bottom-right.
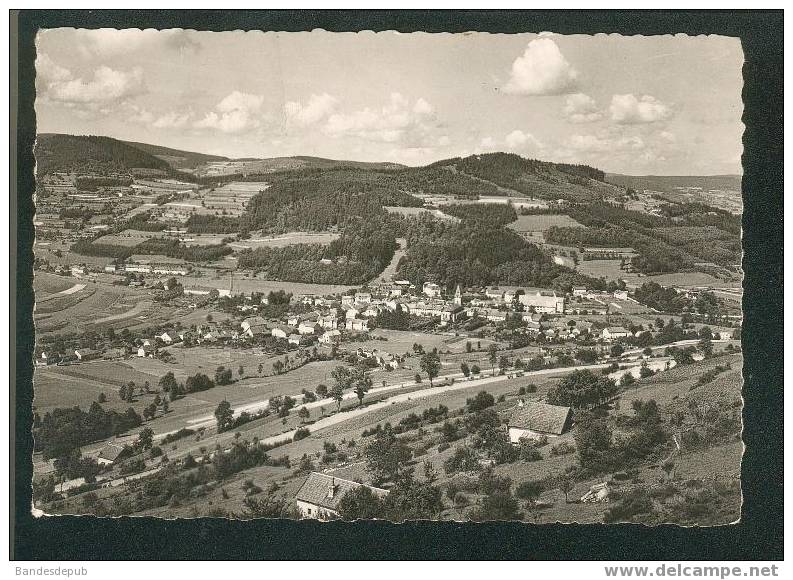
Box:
(507, 401), (573, 443)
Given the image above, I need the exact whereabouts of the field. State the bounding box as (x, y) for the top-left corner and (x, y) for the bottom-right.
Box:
(178, 273), (357, 297)
(228, 232), (340, 251)
(94, 229), (158, 247)
(507, 214), (585, 233)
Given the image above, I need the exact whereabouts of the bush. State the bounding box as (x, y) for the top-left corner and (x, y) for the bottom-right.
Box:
(293, 427), (310, 441)
(550, 441), (576, 456)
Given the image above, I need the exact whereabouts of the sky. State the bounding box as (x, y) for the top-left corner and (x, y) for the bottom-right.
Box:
(35, 29), (744, 175)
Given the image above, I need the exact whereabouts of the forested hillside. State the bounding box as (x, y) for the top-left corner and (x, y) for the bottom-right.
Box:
(544, 202), (742, 272)
(120, 140), (229, 170)
(428, 153), (623, 201)
(35, 134), (171, 176)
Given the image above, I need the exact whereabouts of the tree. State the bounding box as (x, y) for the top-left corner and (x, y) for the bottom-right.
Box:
(97, 393), (107, 404)
(257, 363), (264, 375)
(460, 362), (470, 377)
(574, 414), (613, 472)
(420, 350), (441, 386)
(515, 480), (543, 521)
(351, 366), (372, 407)
(316, 384), (328, 398)
(364, 424), (412, 485)
(466, 390), (495, 413)
(238, 365), (245, 378)
(215, 366), (233, 385)
(499, 355), (510, 373)
(698, 336), (713, 358)
(610, 344), (625, 358)
(330, 385), (344, 412)
(159, 372), (178, 393)
(214, 400), (234, 433)
(118, 385), (127, 401)
(471, 364), (481, 375)
(272, 360), (285, 375)
(547, 369), (619, 409)
(621, 372), (636, 386)
(136, 427), (154, 451)
(337, 486), (384, 520)
(488, 344), (498, 375)
(555, 474), (574, 503)
(297, 406), (310, 422)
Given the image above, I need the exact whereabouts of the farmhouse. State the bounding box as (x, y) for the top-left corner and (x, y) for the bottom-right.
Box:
(241, 316), (268, 337)
(137, 344), (156, 357)
(422, 282), (441, 298)
(346, 318), (369, 332)
(485, 286), (503, 300)
(518, 291), (566, 314)
(318, 329), (341, 344)
(97, 443), (127, 466)
(602, 326), (630, 340)
(74, 348), (100, 361)
(271, 325), (295, 339)
(354, 292), (372, 303)
(295, 472), (389, 520)
(298, 321), (322, 335)
(317, 313), (340, 330)
(288, 334), (302, 346)
(507, 401), (574, 443)
(572, 286), (588, 297)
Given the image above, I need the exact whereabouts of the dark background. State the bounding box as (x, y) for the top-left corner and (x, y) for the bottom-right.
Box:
(11, 10), (783, 561)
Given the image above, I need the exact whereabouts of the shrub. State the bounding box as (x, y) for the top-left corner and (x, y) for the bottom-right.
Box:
(293, 427), (310, 441)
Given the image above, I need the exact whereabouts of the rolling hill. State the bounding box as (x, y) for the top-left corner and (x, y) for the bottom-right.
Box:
(35, 134), (171, 176)
(119, 140), (229, 170)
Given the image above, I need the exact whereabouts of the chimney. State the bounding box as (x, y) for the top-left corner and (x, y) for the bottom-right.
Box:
(327, 477), (336, 499)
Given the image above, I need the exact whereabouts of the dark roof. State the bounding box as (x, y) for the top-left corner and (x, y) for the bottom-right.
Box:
(295, 472), (388, 512)
(98, 443), (126, 462)
(508, 402), (572, 436)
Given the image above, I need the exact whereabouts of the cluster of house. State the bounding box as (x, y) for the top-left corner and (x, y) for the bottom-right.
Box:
(294, 399), (576, 520)
(104, 262), (192, 276)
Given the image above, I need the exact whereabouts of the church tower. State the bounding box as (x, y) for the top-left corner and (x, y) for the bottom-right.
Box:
(453, 284), (462, 306)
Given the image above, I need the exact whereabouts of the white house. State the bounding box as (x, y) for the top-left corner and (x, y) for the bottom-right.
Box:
(74, 348), (99, 361)
(422, 282), (441, 298)
(572, 286), (588, 297)
(354, 292), (372, 304)
(613, 290), (629, 300)
(137, 344), (156, 358)
(271, 325), (295, 339)
(158, 332), (174, 345)
(519, 291), (566, 314)
(601, 326), (630, 340)
(298, 321), (321, 335)
(288, 334), (302, 346)
(317, 314), (339, 330)
(295, 473), (389, 520)
(485, 286), (504, 300)
(346, 318), (369, 332)
(318, 330), (341, 344)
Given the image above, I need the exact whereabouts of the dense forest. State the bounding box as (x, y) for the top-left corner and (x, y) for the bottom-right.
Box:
(543, 202), (742, 273)
(35, 134), (171, 176)
(396, 212), (601, 291)
(236, 217), (398, 285)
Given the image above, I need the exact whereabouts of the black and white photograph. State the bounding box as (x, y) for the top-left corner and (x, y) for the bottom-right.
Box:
(26, 26), (749, 526)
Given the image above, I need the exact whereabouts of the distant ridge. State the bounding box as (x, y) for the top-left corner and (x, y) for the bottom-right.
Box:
(120, 140), (229, 170)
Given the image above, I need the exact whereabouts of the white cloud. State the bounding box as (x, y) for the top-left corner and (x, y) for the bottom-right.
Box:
(36, 53), (71, 84)
(504, 130), (543, 151)
(194, 91), (265, 134)
(567, 133), (645, 153)
(324, 93), (440, 145)
(284, 93), (338, 127)
(563, 93), (603, 123)
(75, 29), (200, 57)
(610, 94), (672, 124)
(153, 111), (192, 129)
(39, 61), (145, 106)
(478, 136), (497, 151)
(503, 38), (578, 96)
